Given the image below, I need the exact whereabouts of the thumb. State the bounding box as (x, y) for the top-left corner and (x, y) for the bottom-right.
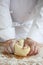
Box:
(9, 39), (17, 53)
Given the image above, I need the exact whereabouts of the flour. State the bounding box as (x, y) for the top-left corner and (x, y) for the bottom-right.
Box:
(0, 47), (43, 65)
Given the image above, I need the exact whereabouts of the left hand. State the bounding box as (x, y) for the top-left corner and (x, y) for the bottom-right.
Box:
(24, 38), (39, 56)
(1, 39), (17, 54)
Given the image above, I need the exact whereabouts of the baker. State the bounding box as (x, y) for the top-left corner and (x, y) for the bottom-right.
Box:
(0, 0), (43, 55)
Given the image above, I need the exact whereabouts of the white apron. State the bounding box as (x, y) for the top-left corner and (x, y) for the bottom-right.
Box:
(0, 0), (43, 43)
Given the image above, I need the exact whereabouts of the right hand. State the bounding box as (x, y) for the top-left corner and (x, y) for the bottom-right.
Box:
(24, 38), (39, 56)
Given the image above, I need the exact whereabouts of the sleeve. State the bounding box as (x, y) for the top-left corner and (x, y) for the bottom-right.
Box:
(29, 6), (43, 43)
(0, 0), (15, 42)
(0, 28), (15, 42)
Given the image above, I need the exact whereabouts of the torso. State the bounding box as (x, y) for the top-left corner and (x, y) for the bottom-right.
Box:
(10, 0), (37, 39)
(10, 0), (37, 23)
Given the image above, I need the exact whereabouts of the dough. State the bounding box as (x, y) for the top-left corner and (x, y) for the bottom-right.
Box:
(14, 39), (30, 56)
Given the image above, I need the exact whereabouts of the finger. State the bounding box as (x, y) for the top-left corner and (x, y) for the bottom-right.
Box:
(3, 40), (12, 46)
(9, 43), (14, 53)
(4, 47), (9, 53)
(29, 46), (34, 55)
(31, 44), (38, 55)
(7, 46), (13, 53)
(4, 43), (13, 54)
(9, 40), (16, 53)
(34, 50), (38, 55)
(34, 46), (38, 55)
(7, 42), (14, 54)
(9, 39), (15, 53)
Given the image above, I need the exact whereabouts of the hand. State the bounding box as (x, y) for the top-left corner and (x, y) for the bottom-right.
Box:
(24, 38), (39, 56)
(1, 38), (39, 56)
(2, 39), (17, 54)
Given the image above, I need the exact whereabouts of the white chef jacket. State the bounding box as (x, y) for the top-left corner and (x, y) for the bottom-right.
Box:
(0, 0), (43, 43)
